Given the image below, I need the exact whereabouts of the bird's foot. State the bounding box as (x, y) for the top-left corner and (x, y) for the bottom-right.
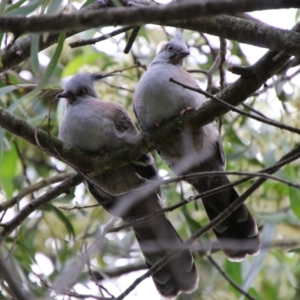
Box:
(152, 122), (160, 128)
(178, 107), (194, 116)
(99, 147), (106, 154)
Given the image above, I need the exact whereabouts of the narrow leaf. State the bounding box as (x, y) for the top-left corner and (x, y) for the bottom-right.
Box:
(36, 32), (66, 91)
(5, 0), (41, 15)
(31, 34), (40, 76)
(43, 204), (75, 238)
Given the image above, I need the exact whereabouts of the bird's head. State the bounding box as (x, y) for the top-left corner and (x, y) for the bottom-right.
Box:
(155, 29), (190, 66)
(56, 73), (112, 104)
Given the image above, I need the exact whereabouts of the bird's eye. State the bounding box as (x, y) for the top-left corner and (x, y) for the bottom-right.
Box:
(78, 88), (87, 96)
(166, 45), (173, 51)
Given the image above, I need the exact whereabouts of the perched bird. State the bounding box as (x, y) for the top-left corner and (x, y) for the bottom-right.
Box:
(133, 30), (260, 260)
(57, 73), (198, 298)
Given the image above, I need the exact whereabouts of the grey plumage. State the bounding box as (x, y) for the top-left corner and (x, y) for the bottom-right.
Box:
(133, 31), (261, 260)
(57, 73), (199, 298)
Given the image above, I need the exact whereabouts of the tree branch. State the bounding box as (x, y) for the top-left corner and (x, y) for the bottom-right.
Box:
(0, 174), (83, 243)
(0, 0), (299, 35)
(178, 15), (300, 58)
(2, 14), (300, 73)
(0, 172), (75, 212)
(0, 0), (108, 73)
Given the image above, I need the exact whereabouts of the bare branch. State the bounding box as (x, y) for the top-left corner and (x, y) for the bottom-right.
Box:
(206, 253), (257, 300)
(1, 1), (299, 35)
(0, 253), (34, 300)
(69, 25), (136, 48)
(2, 15), (300, 73)
(0, 174), (83, 243)
(0, 172), (75, 212)
(170, 77), (300, 135)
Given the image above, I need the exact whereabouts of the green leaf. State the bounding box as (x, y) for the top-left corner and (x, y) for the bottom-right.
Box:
(289, 186), (300, 220)
(225, 260), (242, 285)
(5, 0), (41, 15)
(0, 0), (8, 13)
(181, 204), (201, 232)
(242, 222), (276, 293)
(0, 33), (4, 67)
(81, 0), (95, 9)
(46, 0), (62, 14)
(62, 52), (115, 78)
(0, 143), (19, 198)
(30, 34), (40, 76)
(36, 32), (66, 91)
(3, 0), (26, 13)
(43, 204), (75, 238)
(0, 84), (36, 97)
(0, 291), (7, 300)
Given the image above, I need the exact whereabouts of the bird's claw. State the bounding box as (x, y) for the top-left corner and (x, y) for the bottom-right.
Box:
(178, 107), (194, 116)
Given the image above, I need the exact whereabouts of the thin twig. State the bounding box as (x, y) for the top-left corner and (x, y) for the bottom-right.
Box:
(124, 26), (141, 54)
(206, 254), (257, 300)
(170, 77), (300, 135)
(0, 173), (74, 212)
(0, 174), (83, 243)
(69, 25), (136, 48)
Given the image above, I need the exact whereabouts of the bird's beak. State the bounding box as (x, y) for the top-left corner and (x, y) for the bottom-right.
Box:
(56, 91), (75, 103)
(170, 49), (190, 65)
(93, 72), (117, 81)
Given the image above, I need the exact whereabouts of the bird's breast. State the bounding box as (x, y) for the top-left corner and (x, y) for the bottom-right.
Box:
(134, 64), (203, 130)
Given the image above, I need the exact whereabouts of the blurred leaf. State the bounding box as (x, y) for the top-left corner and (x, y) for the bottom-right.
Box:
(3, 0), (26, 13)
(81, 0), (95, 8)
(42, 204), (75, 238)
(62, 52), (115, 78)
(5, 0), (41, 15)
(225, 260), (242, 285)
(0, 142), (18, 198)
(182, 204), (201, 232)
(46, 0), (62, 14)
(36, 32), (66, 91)
(31, 34), (40, 76)
(248, 287), (263, 300)
(241, 222), (276, 298)
(0, 84), (36, 98)
(289, 187), (300, 220)
(0, 33), (3, 67)
(288, 248), (300, 254)
(0, 0), (8, 13)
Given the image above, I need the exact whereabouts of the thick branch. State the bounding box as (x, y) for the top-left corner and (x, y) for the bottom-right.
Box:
(0, 1), (108, 73)
(0, 0), (299, 34)
(2, 14), (300, 73)
(179, 15), (300, 58)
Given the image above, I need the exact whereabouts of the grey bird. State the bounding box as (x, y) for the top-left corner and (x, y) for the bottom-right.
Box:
(57, 73), (199, 298)
(133, 31), (260, 260)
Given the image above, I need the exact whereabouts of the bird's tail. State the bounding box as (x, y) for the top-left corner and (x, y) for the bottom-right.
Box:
(88, 182), (198, 297)
(190, 175), (260, 261)
(132, 214), (199, 298)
